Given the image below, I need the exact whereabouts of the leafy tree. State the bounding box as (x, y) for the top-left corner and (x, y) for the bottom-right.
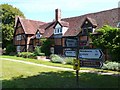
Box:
(0, 4), (25, 49)
(90, 25), (120, 62)
(41, 39), (53, 56)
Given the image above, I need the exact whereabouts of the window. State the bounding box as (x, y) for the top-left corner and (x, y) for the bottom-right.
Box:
(82, 28), (88, 35)
(16, 35), (21, 40)
(54, 28), (62, 34)
(82, 27), (94, 35)
(36, 32), (41, 39)
(117, 22), (120, 28)
(17, 46), (21, 52)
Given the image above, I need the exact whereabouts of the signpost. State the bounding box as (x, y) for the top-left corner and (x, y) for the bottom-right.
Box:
(79, 49), (103, 68)
(79, 49), (103, 59)
(64, 38), (104, 88)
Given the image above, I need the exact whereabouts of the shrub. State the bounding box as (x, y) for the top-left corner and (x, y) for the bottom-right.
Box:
(64, 57), (74, 65)
(17, 52), (35, 58)
(34, 46), (41, 56)
(50, 54), (64, 64)
(102, 61), (120, 71)
(6, 44), (16, 55)
(37, 53), (45, 56)
(41, 39), (53, 56)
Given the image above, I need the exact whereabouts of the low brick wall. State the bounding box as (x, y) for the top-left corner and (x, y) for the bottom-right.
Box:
(36, 56), (50, 61)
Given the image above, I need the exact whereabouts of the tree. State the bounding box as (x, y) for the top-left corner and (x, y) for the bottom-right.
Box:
(90, 25), (120, 62)
(41, 38), (53, 56)
(0, 4), (25, 49)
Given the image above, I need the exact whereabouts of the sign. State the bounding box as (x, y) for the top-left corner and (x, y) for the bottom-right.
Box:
(80, 60), (103, 68)
(66, 38), (77, 47)
(79, 49), (103, 59)
(65, 50), (76, 57)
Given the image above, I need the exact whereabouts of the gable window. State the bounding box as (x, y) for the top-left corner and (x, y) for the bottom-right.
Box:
(54, 27), (62, 34)
(82, 27), (94, 35)
(54, 23), (63, 35)
(16, 35), (21, 40)
(36, 32), (41, 39)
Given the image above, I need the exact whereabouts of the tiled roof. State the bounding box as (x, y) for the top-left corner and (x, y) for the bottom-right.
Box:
(16, 8), (120, 38)
(41, 22), (55, 38)
(18, 17), (46, 34)
(56, 21), (69, 27)
(61, 8), (119, 37)
(86, 17), (97, 27)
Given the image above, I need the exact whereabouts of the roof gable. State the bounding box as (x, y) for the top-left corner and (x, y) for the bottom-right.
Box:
(81, 17), (97, 28)
(15, 17), (46, 35)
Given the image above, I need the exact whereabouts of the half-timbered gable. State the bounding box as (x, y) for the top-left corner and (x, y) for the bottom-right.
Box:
(14, 16), (46, 52)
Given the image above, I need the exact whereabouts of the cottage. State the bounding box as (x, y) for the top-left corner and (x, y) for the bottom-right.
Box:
(13, 8), (120, 56)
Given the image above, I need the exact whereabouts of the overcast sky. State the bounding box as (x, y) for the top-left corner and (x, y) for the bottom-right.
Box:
(1, 0), (120, 22)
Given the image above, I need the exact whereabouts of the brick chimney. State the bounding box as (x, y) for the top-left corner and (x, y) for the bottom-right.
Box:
(55, 9), (61, 21)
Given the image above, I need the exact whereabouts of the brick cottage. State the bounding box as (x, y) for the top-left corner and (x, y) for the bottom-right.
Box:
(13, 8), (120, 56)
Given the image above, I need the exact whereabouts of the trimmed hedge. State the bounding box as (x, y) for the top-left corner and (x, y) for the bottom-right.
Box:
(102, 61), (120, 71)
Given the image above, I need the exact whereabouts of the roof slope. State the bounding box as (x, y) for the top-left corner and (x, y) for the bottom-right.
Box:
(61, 8), (120, 37)
(18, 17), (46, 34)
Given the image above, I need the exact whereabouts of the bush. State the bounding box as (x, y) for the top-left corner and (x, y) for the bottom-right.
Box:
(33, 46), (45, 56)
(50, 54), (64, 64)
(17, 52), (35, 58)
(64, 57), (74, 65)
(41, 39), (53, 56)
(6, 44), (16, 55)
(34, 46), (41, 56)
(102, 61), (120, 71)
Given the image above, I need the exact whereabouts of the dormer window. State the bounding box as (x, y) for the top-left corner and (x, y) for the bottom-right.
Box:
(54, 21), (69, 35)
(81, 17), (97, 35)
(36, 31), (41, 39)
(55, 28), (62, 34)
(54, 23), (62, 35)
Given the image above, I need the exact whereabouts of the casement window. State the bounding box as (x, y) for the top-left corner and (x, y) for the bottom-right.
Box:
(16, 35), (22, 40)
(54, 28), (62, 34)
(36, 32), (41, 39)
(82, 27), (94, 35)
(54, 23), (63, 35)
(117, 22), (120, 28)
(17, 46), (21, 52)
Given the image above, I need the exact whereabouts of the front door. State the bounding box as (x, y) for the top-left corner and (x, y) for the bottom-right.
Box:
(54, 45), (63, 55)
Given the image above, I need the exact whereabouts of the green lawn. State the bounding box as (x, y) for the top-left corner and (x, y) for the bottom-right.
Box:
(1, 59), (119, 88)
(1, 55), (119, 74)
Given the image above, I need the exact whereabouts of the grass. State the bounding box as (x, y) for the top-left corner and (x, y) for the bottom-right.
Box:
(1, 55), (120, 74)
(1, 59), (119, 88)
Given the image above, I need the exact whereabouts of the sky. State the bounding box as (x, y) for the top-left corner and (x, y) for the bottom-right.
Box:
(0, 0), (120, 22)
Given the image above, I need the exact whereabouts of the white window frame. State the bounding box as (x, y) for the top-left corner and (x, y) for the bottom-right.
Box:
(17, 46), (21, 52)
(36, 32), (41, 39)
(16, 35), (22, 40)
(54, 23), (62, 35)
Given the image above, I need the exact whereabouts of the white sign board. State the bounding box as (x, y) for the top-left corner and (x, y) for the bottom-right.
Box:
(79, 49), (103, 59)
(65, 50), (76, 57)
